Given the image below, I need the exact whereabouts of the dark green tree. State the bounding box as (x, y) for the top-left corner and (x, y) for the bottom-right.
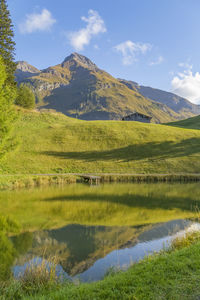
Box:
(0, 55), (16, 156)
(15, 84), (35, 109)
(0, 0), (16, 84)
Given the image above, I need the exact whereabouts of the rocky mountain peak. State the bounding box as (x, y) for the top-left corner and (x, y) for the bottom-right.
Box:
(62, 52), (98, 70)
(16, 61), (40, 73)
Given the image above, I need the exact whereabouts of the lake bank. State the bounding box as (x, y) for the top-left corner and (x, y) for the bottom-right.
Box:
(1, 173), (200, 190)
(1, 182), (200, 299)
(1, 231), (200, 300)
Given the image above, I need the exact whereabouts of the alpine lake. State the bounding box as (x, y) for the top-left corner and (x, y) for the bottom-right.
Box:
(1, 182), (200, 282)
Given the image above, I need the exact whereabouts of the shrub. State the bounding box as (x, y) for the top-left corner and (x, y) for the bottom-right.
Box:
(170, 231), (200, 250)
(15, 84), (35, 109)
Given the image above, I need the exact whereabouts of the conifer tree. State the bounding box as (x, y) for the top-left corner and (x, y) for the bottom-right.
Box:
(0, 55), (16, 157)
(0, 0), (16, 84)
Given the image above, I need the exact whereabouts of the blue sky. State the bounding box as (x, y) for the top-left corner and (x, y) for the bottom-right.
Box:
(8, 0), (200, 104)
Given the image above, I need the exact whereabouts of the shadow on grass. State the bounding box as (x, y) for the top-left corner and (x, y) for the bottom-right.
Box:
(42, 138), (200, 162)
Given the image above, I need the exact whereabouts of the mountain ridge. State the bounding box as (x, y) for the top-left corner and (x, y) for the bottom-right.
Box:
(15, 53), (200, 123)
(118, 79), (200, 117)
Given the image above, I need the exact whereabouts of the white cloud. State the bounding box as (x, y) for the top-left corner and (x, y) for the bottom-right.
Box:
(171, 68), (200, 104)
(149, 55), (164, 66)
(19, 9), (56, 34)
(114, 40), (152, 65)
(68, 10), (106, 51)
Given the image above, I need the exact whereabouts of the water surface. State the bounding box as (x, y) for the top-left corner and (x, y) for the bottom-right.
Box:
(1, 183), (200, 282)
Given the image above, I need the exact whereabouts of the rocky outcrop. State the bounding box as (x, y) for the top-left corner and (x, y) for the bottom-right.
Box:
(62, 52), (98, 71)
(16, 61), (40, 73)
(36, 81), (66, 92)
(16, 61), (40, 82)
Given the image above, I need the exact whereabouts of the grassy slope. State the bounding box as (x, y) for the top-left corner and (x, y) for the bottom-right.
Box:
(14, 239), (200, 300)
(1, 110), (200, 174)
(168, 115), (200, 130)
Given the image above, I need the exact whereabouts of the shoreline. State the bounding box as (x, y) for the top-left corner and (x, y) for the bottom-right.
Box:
(1, 173), (200, 190)
(1, 231), (200, 299)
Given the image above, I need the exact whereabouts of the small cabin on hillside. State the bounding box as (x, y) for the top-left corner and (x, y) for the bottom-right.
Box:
(122, 112), (152, 123)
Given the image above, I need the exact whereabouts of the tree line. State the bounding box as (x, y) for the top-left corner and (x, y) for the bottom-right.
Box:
(0, 0), (35, 157)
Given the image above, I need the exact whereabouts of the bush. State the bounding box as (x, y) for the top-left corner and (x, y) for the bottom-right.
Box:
(170, 231), (200, 250)
(15, 84), (35, 109)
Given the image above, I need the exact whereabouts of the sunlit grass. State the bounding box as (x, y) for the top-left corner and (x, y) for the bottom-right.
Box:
(1, 110), (200, 174)
(168, 115), (200, 130)
(171, 231), (200, 250)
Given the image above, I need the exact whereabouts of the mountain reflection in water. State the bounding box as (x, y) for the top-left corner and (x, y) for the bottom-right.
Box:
(12, 219), (200, 282)
(1, 183), (200, 282)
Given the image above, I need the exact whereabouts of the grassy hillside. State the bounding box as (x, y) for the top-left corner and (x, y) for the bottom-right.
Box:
(168, 115), (200, 130)
(1, 109), (200, 174)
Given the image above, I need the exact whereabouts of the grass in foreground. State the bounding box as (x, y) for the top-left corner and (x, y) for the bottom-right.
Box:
(1, 110), (200, 174)
(0, 256), (65, 300)
(1, 232), (200, 300)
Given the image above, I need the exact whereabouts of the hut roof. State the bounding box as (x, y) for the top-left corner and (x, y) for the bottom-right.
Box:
(123, 112), (152, 119)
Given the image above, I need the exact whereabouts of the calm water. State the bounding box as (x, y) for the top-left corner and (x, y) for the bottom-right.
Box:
(1, 183), (200, 282)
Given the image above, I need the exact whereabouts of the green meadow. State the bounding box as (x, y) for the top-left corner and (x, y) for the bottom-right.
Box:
(168, 115), (200, 130)
(1, 110), (200, 176)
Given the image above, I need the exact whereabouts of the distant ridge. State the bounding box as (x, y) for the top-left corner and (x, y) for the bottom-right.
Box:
(119, 79), (200, 117)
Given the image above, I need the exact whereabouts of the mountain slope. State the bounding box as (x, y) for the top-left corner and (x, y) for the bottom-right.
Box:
(15, 53), (199, 123)
(119, 79), (200, 119)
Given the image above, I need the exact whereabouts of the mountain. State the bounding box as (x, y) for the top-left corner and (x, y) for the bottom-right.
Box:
(118, 79), (200, 119)
(13, 224), (146, 277)
(15, 61), (40, 82)
(15, 53), (200, 123)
